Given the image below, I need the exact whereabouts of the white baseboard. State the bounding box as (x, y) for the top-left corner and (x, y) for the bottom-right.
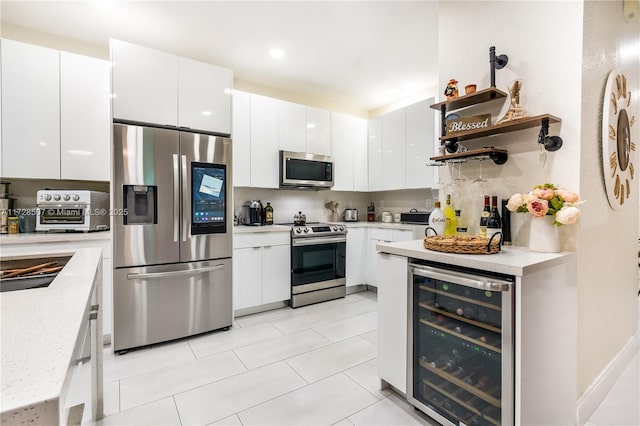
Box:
(577, 331), (639, 425)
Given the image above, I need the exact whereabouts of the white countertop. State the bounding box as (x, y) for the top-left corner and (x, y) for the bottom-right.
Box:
(376, 239), (574, 276)
(1, 247), (103, 420)
(233, 224), (291, 234)
(0, 230), (111, 245)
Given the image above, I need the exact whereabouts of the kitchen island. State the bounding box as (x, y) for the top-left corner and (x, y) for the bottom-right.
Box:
(375, 239), (578, 425)
(0, 246), (104, 425)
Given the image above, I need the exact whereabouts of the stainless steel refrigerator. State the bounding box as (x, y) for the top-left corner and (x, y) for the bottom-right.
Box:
(112, 123), (232, 352)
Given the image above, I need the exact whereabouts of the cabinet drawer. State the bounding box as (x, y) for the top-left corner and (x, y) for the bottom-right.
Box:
(370, 228), (393, 241)
(233, 232), (290, 249)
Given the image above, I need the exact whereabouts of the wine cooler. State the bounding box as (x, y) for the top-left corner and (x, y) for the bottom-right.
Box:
(407, 261), (514, 426)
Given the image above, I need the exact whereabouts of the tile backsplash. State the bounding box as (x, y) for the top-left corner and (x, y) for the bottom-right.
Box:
(233, 187), (435, 224)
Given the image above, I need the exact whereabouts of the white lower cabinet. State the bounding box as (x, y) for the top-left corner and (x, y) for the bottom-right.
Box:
(376, 252), (408, 393)
(233, 232), (290, 311)
(367, 228), (412, 286)
(346, 227), (368, 287)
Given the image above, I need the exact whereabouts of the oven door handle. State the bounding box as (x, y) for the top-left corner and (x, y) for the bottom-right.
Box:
(408, 264), (513, 292)
(292, 236), (346, 246)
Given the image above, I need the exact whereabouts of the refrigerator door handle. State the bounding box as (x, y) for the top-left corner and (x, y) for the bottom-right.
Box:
(127, 264), (225, 280)
(181, 154), (188, 242)
(173, 154), (180, 242)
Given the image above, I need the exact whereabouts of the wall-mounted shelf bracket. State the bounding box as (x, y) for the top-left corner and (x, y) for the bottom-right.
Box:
(489, 46), (509, 87)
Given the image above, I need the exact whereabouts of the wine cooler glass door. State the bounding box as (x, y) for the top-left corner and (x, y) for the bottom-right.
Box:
(407, 263), (514, 426)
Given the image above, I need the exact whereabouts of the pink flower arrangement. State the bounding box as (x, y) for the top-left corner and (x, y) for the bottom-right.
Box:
(506, 183), (583, 225)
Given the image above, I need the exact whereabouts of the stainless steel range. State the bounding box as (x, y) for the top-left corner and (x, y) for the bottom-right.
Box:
(290, 223), (346, 308)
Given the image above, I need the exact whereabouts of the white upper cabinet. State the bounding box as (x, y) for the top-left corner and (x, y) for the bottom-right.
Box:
(405, 99), (435, 189)
(111, 39), (178, 126)
(278, 100), (306, 153)
(331, 112), (367, 192)
(250, 94), (279, 188)
(382, 108), (406, 190)
(232, 90), (251, 187)
(353, 117), (368, 192)
(60, 52), (110, 181)
(368, 117), (383, 191)
(306, 107), (331, 156)
(178, 57), (232, 135)
(1, 39), (60, 179)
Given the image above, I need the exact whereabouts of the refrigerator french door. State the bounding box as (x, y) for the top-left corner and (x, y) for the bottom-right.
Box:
(407, 261), (514, 426)
(112, 123), (232, 352)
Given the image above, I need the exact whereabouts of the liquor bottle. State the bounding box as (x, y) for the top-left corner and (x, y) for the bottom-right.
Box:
(501, 199), (512, 246)
(455, 209), (468, 235)
(264, 202), (274, 225)
(487, 196), (502, 239)
(443, 195), (457, 235)
(428, 201), (446, 235)
(479, 196), (490, 237)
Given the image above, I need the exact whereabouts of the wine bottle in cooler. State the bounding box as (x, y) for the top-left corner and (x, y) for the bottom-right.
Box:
(479, 196), (490, 237)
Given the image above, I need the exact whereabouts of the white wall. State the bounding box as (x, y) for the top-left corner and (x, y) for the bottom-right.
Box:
(439, 0), (640, 405)
(438, 1), (583, 249)
(578, 0), (639, 397)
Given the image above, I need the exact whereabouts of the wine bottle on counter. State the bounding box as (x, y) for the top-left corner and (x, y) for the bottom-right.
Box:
(455, 209), (468, 235)
(428, 201), (446, 235)
(501, 199), (512, 246)
(487, 196), (502, 239)
(444, 194), (457, 235)
(264, 202), (274, 225)
(479, 196), (490, 237)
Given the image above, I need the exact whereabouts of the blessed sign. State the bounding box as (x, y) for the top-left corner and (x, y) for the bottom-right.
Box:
(446, 114), (491, 136)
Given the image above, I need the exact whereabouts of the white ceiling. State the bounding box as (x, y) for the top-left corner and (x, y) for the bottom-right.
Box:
(0, 1), (439, 113)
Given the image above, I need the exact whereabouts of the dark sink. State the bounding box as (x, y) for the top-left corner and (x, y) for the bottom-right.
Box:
(0, 256), (71, 292)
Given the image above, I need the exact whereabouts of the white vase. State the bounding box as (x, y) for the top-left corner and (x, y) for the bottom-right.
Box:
(529, 216), (560, 253)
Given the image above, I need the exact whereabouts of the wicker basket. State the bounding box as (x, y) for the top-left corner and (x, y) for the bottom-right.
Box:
(423, 233), (502, 255)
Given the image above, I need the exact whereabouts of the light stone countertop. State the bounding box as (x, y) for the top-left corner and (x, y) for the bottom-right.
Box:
(376, 239), (574, 277)
(0, 230), (111, 245)
(233, 224), (291, 234)
(1, 247), (103, 423)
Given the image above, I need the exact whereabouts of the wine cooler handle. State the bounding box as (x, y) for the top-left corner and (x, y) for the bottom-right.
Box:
(408, 264), (513, 292)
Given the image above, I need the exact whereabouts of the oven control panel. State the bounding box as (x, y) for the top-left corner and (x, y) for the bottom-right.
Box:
(291, 223), (347, 237)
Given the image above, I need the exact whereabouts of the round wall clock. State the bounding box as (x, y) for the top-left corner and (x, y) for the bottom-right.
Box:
(602, 69), (637, 209)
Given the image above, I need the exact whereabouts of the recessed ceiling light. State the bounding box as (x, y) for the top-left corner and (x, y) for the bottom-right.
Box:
(68, 150), (93, 156)
(307, 123), (316, 129)
(201, 111), (212, 116)
(269, 48), (285, 59)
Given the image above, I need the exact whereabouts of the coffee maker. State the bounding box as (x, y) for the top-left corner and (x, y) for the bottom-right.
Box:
(0, 181), (15, 234)
(241, 200), (264, 226)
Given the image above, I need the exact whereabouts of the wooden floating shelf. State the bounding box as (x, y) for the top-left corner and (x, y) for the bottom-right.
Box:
(430, 148), (508, 163)
(430, 87), (508, 113)
(439, 114), (561, 143)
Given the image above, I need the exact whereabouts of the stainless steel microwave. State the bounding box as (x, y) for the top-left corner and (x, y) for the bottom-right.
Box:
(279, 150), (334, 189)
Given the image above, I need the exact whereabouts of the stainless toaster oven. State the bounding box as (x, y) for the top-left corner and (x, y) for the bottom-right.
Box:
(36, 190), (110, 232)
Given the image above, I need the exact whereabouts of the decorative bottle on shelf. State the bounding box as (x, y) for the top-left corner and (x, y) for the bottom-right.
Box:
(455, 209), (468, 235)
(443, 195), (457, 236)
(428, 201), (446, 236)
(479, 196), (490, 237)
(487, 196), (502, 239)
(264, 202), (274, 225)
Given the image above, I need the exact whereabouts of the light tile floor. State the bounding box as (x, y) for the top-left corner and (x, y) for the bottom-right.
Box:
(93, 291), (640, 426)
